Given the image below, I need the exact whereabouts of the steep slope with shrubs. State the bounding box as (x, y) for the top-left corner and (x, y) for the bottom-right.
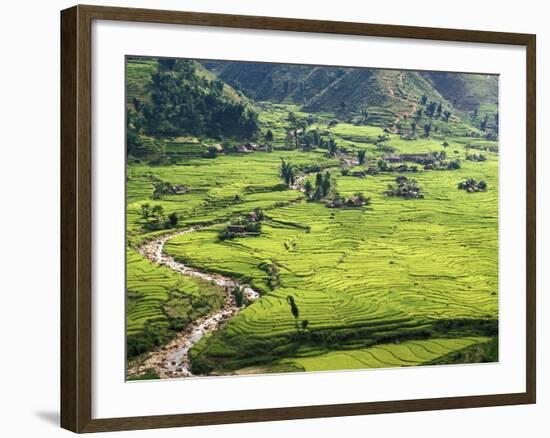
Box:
(126, 57), (259, 161)
(200, 60), (497, 126)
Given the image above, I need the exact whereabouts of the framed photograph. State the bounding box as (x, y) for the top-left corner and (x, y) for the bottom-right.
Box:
(60, 4), (536, 433)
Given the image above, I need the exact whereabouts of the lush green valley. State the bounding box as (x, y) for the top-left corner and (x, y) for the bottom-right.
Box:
(125, 56), (499, 379)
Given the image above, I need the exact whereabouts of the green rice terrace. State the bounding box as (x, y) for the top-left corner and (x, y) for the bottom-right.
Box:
(126, 56), (499, 380)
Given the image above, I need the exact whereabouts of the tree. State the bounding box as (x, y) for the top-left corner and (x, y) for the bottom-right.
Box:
(304, 180), (313, 198)
(328, 138), (338, 156)
(265, 129), (274, 142)
(480, 114), (489, 131)
(424, 123), (432, 137)
(315, 172), (323, 187)
(253, 207), (265, 221)
(286, 112), (302, 148)
(420, 94), (428, 105)
(442, 110), (451, 122)
(140, 203), (151, 219)
(357, 149), (366, 165)
(168, 212), (178, 227)
(205, 145), (218, 158)
(233, 287), (244, 307)
(447, 159), (461, 170)
(152, 181), (172, 199)
(426, 101), (437, 118)
(360, 107), (369, 124)
(280, 159), (295, 187)
(436, 102), (443, 118)
(411, 121), (417, 134)
(151, 205), (164, 222)
(132, 97), (141, 112)
(321, 171), (332, 197)
(377, 159), (389, 172)
(222, 139), (233, 153)
(286, 295), (300, 331)
(339, 101), (347, 113)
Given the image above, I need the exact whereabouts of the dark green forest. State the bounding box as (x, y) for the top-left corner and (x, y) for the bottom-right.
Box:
(127, 58), (259, 160)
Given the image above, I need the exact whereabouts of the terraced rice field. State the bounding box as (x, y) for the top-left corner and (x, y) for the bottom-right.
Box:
(127, 110), (498, 377)
(126, 248), (225, 359)
(280, 337), (491, 371)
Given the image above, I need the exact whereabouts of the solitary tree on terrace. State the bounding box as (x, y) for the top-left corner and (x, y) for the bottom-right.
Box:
(358, 149), (366, 165)
(286, 295), (300, 331)
(304, 180), (313, 198)
(424, 123), (432, 137)
(360, 106), (369, 124)
(328, 138), (338, 156)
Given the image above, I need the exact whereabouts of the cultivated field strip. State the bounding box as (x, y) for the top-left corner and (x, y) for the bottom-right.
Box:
(280, 337), (490, 371)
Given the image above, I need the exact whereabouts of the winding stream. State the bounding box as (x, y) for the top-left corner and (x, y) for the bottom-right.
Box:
(128, 169), (321, 379)
(128, 227), (260, 379)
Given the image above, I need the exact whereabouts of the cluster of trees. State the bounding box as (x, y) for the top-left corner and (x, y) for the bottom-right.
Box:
(127, 59), (259, 161)
(218, 208), (265, 240)
(471, 109), (499, 139)
(284, 111), (342, 155)
(424, 158), (461, 171)
(303, 171), (334, 201)
(231, 286), (251, 308)
(466, 153), (487, 162)
(259, 260), (280, 290)
(280, 159), (296, 187)
(376, 160), (419, 173)
(140, 203), (178, 230)
(418, 94), (452, 122)
(152, 181), (172, 199)
(127, 113), (166, 163)
(385, 176), (424, 199)
(326, 191), (371, 209)
(458, 178), (487, 192)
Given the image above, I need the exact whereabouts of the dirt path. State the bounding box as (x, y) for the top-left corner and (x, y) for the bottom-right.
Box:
(127, 227), (260, 379)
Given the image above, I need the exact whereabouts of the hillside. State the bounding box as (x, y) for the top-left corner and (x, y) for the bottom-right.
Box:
(420, 72), (498, 111)
(201, 60), (497, 126)
(127, 56), (254, 109)
(126, 57), (260, 160)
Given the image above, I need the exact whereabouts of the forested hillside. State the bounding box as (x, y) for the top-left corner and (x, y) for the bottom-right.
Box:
(126, 57), (259, 161)
(200, 60), (497, 125)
